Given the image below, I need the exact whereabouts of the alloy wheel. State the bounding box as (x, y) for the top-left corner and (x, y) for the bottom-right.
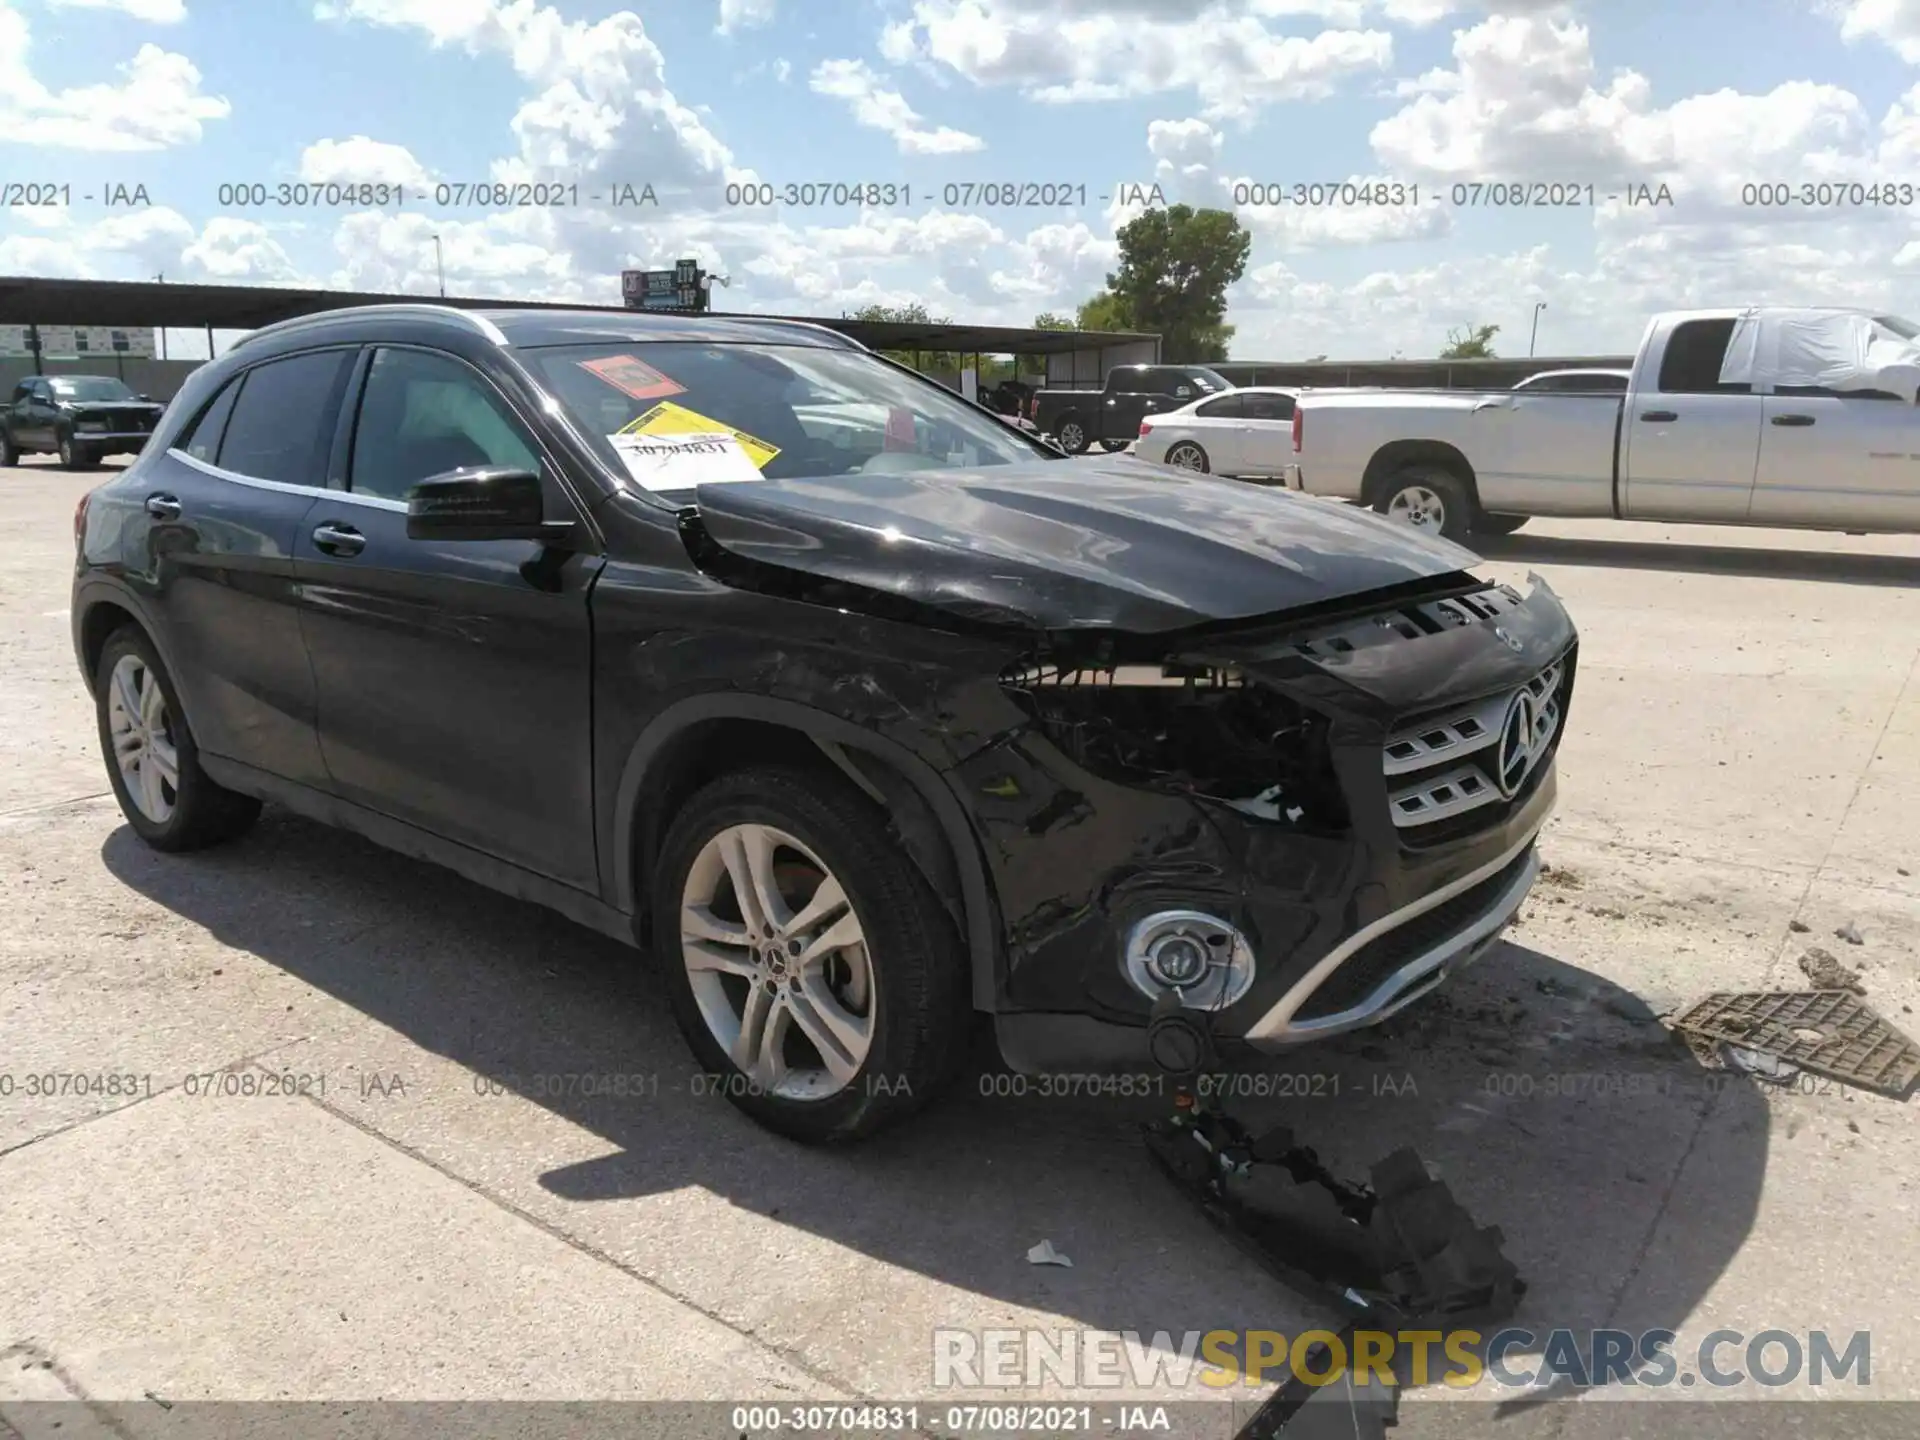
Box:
(1386, 484), (1446, 531)
(1167, 443), (1206, 470)
(679, 822), (875, 1100)
(107, 652), (179, 823)
(1058, 421), (1085, 451)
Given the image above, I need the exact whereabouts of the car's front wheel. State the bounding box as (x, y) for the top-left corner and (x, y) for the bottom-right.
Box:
(653, 766), (970, 1143)
(58, 434), (94, 470)
(95, 627), (261, 851)
(0, 428), (18, 467)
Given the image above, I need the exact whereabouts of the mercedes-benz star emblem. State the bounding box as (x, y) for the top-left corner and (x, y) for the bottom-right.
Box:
(1495, 690), (1539, 796)
(1493, 626), (1524, 653)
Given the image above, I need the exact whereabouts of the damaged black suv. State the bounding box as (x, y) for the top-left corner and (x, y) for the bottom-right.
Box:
(72, 306), (1576, 1143)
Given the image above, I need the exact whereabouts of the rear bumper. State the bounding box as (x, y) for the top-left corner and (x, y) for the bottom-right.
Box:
(1282, 463), (1304, 490)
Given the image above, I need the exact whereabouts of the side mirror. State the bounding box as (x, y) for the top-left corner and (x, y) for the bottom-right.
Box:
(405, 466), (578, 545)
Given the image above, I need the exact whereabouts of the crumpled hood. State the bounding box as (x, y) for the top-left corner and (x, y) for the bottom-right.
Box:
(691, 455), (1479, 633)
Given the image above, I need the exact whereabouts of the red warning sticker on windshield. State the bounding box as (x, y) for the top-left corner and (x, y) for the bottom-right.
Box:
(577, 353), (687, 401)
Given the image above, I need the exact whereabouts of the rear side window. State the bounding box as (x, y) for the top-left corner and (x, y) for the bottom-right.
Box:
(1194, 394), (1243, 418)
(1241, 392), (1295, 420)
(1110, 370), (1151, 393)
(178, 379), (241, 464)
(216, 349), (355, 485)
(1659, 320), (1749, 394)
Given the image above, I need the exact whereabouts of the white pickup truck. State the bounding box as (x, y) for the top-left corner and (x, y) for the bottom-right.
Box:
(1283, 307), (1920, 541)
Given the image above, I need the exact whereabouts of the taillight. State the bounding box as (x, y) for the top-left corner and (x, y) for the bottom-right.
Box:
(73, 490), (91, 549)
(1291, 406), (1302, 452)
(1138, 420), (1152, 437)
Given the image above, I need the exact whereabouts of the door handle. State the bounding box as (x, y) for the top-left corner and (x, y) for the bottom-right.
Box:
(311, 521), (365, 557)
(1639, 410), (1678, 422)
(144, 494), (181, 521)
(1770, 414), (1815, 426)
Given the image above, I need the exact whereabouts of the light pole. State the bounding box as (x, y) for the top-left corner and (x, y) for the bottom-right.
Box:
(431, 234), (445, 297)
(1529, 301), (1547, 357)
(155, 273), (166, 360)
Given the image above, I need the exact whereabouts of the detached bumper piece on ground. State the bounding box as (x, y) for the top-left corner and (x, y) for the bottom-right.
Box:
(1145, 1101), (1525, 1327)
(1146, 1096), (1523, 1438)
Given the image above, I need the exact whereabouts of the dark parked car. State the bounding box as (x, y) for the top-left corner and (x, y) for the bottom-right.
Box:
(4, 374), (165, 469)
(71, 305), (1577, 1143)
(1030, 364), (1233, 454)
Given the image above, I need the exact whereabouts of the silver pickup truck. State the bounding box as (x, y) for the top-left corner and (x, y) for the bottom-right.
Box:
(1283, 307), (1920, 541)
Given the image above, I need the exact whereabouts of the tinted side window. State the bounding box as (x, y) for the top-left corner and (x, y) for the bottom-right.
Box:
(1241, 392), (1295, 420)
(1194, 394), (1243, 418)
(1109, 370), (1151, 394)
(348, 347), (541, 502)
(1659, 320), (1748, 394)
(218, 349), (354, 485)
(177, 378), (241, 464)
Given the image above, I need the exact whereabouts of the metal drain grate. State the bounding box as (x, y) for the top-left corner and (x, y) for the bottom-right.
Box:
(1673, 991), (1920, 1098)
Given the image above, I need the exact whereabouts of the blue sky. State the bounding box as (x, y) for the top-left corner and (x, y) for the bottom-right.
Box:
(5, 0), (1920, 361)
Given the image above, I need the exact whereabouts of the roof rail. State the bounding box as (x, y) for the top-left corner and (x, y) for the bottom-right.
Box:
(230, 303), (508, 350)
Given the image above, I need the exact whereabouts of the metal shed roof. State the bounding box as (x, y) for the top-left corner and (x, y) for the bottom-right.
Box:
(0, 276), (1157, 357)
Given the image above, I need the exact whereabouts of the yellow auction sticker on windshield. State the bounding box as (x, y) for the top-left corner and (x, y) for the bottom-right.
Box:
(620, 401), (779, 468)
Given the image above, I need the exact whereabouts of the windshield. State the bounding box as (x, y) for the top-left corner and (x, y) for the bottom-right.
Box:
(522, 342), (1058, 498)
(49, 377), (138, 402)
(1873, 314), (1920, 340)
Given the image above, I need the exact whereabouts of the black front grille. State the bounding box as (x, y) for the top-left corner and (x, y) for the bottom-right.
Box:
(1294, 847), (1532, 1021)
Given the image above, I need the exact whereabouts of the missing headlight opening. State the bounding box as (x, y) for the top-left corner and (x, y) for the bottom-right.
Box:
(1000, 661), (1350, 830)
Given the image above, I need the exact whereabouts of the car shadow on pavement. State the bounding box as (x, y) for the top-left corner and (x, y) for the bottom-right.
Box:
(1474, 532), (1920, 588)
(103, 809), (1769, 1375)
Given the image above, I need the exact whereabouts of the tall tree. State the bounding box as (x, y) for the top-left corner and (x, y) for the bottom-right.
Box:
(844, 301), (957, 369)
(1440, 324), (1500, 359)
(1105, 205), (1250, 363)
(1032, 312), (1073, 330)
(1075, 291), (1133, 332)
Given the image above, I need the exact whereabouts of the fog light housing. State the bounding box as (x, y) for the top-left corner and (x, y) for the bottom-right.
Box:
(1123, 910), (1255, 1010)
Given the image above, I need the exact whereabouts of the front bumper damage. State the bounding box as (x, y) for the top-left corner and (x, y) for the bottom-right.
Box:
(982, 572), (1578, 1073)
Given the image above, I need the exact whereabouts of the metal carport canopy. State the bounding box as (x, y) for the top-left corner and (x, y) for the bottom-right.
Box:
(0, 276), (1157, 356)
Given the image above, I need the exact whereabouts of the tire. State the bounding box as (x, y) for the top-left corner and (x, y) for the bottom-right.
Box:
(1098, 437), (1130, 453)
(1476, 513), (1528, 536)
(652, 765), (971, 1144)
(95, 626), (261, 852)
(0, 429), (17, 467)
(1164, 441), (1210, 473)
(1055, 414), (1089, 454)
(1374, 465), (1475, 543)
(58, 433), (95, 470)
